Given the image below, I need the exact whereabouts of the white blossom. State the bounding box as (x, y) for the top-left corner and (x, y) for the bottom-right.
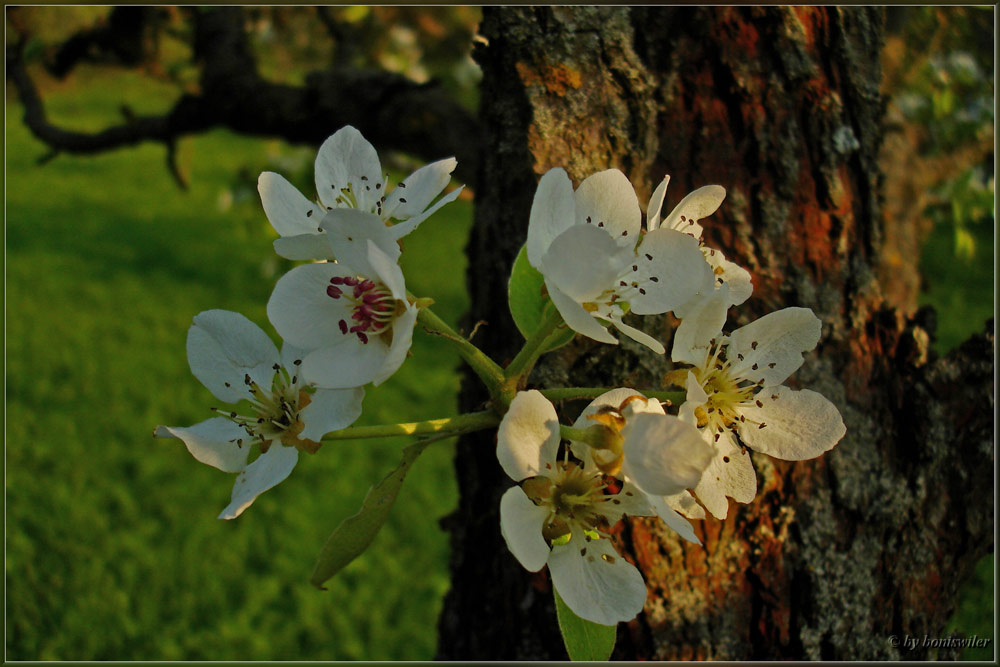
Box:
(646, 176), (753, 309)
(568, 388), (714, 545)
(670, 307), (847, 519)
(267, 227), (418, 389)
(155, 310), (364, 519)
(497, 390), (653, 625)
(258, 125), (463, 260)
(646, 177), (754, 351)
(526, 168), (715, 354)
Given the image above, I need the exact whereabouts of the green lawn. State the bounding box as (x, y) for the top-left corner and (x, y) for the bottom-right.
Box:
(6, 67), (470, 660)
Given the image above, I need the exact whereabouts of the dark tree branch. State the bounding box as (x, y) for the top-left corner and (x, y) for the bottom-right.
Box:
(44, 7), (162, 79)
(7, 6), (482, 188)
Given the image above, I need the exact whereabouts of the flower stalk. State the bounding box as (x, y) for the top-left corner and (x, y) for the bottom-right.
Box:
(503, 304), (565, 386)
(414, 302), (507, 401)
(321, 409), (499, 442)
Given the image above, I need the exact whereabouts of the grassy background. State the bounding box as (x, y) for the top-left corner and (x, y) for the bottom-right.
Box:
(6, 67), (471, 660)
(5, 65), (994, 660)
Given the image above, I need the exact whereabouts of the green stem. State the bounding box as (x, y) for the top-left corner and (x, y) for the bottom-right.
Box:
(415, 304), (506, 398)
(504, 304), (565, 384)
(540, 387), (687, 405)
(559, 425), (592, 442)
(321, 410), (499, 442)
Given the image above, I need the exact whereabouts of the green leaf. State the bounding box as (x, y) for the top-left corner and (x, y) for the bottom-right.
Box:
(508, 244), (575, 353)
(553, 587), (618, 661)
(309, 440), (430, 589)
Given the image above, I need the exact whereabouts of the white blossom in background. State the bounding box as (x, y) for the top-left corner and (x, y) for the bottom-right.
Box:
(669, 307), (847, 519)
(154, 310), (364, 519)
(496, 390), (653, 626)
(526, 168), (715, 354)
(258, 125), (464, 261)
(267, 224), (418, 390)
(568, 388), (714, 545)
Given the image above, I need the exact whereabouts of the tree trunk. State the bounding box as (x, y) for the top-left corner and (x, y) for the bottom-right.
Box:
(437, 6), (993, 660)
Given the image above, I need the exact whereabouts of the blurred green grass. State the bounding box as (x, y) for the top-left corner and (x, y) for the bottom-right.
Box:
(6, 67), (470, 660)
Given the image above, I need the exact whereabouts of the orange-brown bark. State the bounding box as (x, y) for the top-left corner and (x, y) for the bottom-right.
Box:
(439, 7), (992, 660)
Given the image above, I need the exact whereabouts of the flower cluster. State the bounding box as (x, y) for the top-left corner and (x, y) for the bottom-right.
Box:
(157, 130), (846, 637)
(493, 167), (846, 624)
(157, 127), (462, 518)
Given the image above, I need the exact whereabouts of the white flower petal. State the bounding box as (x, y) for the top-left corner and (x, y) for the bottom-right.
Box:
(272, 233), (335, 261)
(366, 241), (407, 301)
(569, 388), (662, 464)
(629, 229), (715, 315)
(218, 445), (299, 520)
(499, 486), (552, 572)
(573, 169), (642, 247)
(187, 310), (279, 403)
(648, 495), (702, 545)
(279, 343), (309, 370)
(382, 157), (457, 221)
(548, 534), (647, 626)
(620, 413), (713, 496)
(321, 209), (401, 274)
(737, 387), (846, 460)
(727, 307), (822, 386)
(671, 287), (730, 365)
(573, 388), (664, 429)
(663, 489), (706, 520)
(267, 263), (355, 351)
(608, 481), (656, 519)
(678, 371), (708, 426)
(608, 317), (666, 355)
(155, 418), (251, 473)
(693, 432), (757, 520)
(298, 387), (366, 441)
(545, 281), (618, 346)
(662, 184), (726, 237)
(542, 224), (628, 302)
(386, 185), (464, 240)
(257, 171), (321, 237)
(496, 390), (561, 482)
(314, 126), (383, 211)
(527, 168), (577, 268)
(371, 304), (417, 386)
(300, 337), (388, 389)
(646, 175), (670, 231)
(705, 249), (753, 306)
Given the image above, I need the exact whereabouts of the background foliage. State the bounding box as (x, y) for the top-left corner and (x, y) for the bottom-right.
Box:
(4, 5), (993, 660)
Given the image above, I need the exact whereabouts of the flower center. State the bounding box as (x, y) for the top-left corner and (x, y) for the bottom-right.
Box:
(327, 276), (397, 344)
(522, 461), (622, 544)
(214, 361), (319, 453)
(692, 343), (762, 436)
(330, 173), (396, 220)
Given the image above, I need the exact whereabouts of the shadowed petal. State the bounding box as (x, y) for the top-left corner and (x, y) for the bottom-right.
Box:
(497, 390), (561, 481)
(218, 445), (299, 519)
(499, 486), (552, 572)
(155, 418), (251, 473)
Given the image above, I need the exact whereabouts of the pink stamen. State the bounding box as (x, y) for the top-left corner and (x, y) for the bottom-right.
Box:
(328, 275), (396, 345)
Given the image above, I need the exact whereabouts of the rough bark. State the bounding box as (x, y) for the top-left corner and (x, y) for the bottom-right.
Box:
(438, 6), (993, 660)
